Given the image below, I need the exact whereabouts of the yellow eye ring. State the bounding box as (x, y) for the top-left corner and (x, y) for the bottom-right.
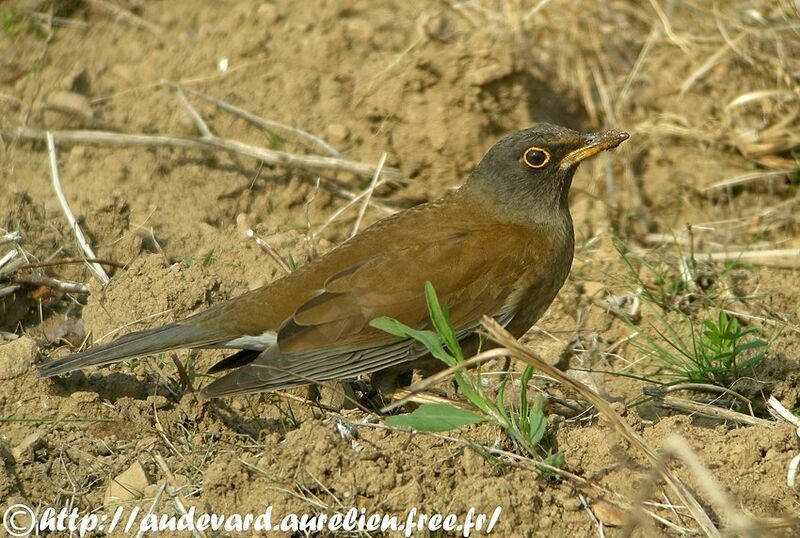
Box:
(523, 147), (550, 169)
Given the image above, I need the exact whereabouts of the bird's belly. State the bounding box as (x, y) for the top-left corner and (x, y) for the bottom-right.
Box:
(504, 249), (573, 338)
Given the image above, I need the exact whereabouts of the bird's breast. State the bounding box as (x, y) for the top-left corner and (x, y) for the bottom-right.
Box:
(501, 224), (574, 338)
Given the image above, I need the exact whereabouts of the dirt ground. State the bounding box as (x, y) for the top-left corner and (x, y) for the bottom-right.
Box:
(1, 0), (800, 536)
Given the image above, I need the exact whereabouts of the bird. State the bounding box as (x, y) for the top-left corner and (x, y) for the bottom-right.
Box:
(38, 123), (628, 398)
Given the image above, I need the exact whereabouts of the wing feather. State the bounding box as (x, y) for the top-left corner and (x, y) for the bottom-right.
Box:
(279, 227), (532, 354)
(203, 225), (544, 396)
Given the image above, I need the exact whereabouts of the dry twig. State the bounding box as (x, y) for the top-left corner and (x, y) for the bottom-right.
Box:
(12, 274), (89, 294)
(350, 152), (387, 238)
(481, 317), (720, 537)
(177, 86), (340, 156)
(85, 0), (163, 36)
(46, 132), (110, 286)
(154, 454), (207, 538)
(245, 229), (292, 274)
(7, 127), (397, 180)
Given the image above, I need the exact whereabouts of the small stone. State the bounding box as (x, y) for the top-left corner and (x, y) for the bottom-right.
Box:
(256, 2), (280, 24)
(42, 318), (85, 348)
(146, 394), (169, 409)
(465, 63), (514, 86)
(0, 336), (38, 379)
(42, 90), (95, 128)
(12, 432), (46, 464)
(562, 497), (582, 511)
(325, 124), (349, 144)
(592, 499), (628, 526)
(249, 278), (267, 290)
(610, 401), (627, 417)
(236, 213), (251, 234)
(105, 461), (151, 507)
(142, 483), (161, 499)
(70, 391), (99, 403)
(172, 473), (190, 490)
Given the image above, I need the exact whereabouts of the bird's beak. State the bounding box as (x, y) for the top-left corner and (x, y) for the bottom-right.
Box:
(559, 129), (629, 169)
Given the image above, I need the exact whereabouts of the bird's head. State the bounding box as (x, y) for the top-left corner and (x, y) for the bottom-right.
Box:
(466, 123), (629, 225)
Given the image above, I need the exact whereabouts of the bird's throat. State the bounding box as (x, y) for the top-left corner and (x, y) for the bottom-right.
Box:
(462, 171), (574, 230)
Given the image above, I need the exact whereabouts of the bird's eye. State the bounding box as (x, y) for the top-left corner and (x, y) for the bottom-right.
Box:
(523, 147), (550, 169)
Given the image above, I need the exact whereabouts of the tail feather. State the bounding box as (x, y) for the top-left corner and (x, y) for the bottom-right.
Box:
(201, 340), (414, 397)
(206, 349), (260, 374)
(38, 323), (228, 378)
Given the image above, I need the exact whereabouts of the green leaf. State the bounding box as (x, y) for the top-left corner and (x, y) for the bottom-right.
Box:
(385, 403), (485, 432)
(202, 249), (215, 267)
(286, 254), (297, 272)
(495, 378), (508, 418)
(369, 317), (455, 366)
(370, 316), (415, 338)
(519, 365), (534, 413)
(424, 281), (462, 360)
(456, 379), (493, 415)
(525, 395), (547, 445)
(737, 355), (765, 370)
(544, 450), (565, 469)
(734, 339), (766, 353)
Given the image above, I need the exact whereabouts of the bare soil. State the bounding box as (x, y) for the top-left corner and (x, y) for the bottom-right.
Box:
(1, 0), (799, 536)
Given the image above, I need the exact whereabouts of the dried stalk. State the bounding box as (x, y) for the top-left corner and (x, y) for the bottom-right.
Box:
(481, 317), (720, 537)
(5, 127), (399, 180)
(46, 132), (110, 286)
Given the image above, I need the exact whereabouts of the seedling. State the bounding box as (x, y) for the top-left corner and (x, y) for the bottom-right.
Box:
(371, 282), (563, 465)
(635, 310), (767, 387)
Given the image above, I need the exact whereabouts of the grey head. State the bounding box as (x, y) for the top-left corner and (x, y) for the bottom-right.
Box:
(465, 123), (629, 226)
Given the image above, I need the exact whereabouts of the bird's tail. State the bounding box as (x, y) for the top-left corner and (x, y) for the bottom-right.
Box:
(38, 324), (225, 378)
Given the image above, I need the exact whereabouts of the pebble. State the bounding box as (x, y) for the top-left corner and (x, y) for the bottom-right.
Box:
(104, 461), (151, 507)
(43, 90), (95, 128)
(70, 391), (100, 403)
(12, 432), (46, 464)
(0, 336), (38, 379)
(592, 499), (628, 526)
(256, 2), (280, 24)
(325, 123), (349, 144)
(146, 394), (170, 409)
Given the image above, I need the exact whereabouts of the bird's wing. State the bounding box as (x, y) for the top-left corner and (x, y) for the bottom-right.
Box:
(280, 228), (527, 352)
(37, 198), (463, 379)
(201, 225), (541, 396)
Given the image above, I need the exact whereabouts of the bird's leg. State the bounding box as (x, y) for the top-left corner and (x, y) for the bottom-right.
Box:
(306, 381), (359, 410)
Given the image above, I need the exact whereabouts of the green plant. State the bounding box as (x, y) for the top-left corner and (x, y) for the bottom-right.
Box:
(788, 167), (800, 187)
(636, 310), (767, 387)
(611, 234), (687, 312)
(201, 248), (215, 267)
(370, 282), (562, 466)
(1, 8), (22, 37)
(607, 232), (769, 389)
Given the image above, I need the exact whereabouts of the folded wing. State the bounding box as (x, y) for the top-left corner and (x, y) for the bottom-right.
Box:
(202, 225), (537, 396)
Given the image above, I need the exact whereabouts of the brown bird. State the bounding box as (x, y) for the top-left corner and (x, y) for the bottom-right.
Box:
(38, 124), (628, 397)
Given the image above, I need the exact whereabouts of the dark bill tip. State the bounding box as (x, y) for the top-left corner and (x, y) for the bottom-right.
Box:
(591, 129), (629, 150)
(560, 128), (630, 167)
